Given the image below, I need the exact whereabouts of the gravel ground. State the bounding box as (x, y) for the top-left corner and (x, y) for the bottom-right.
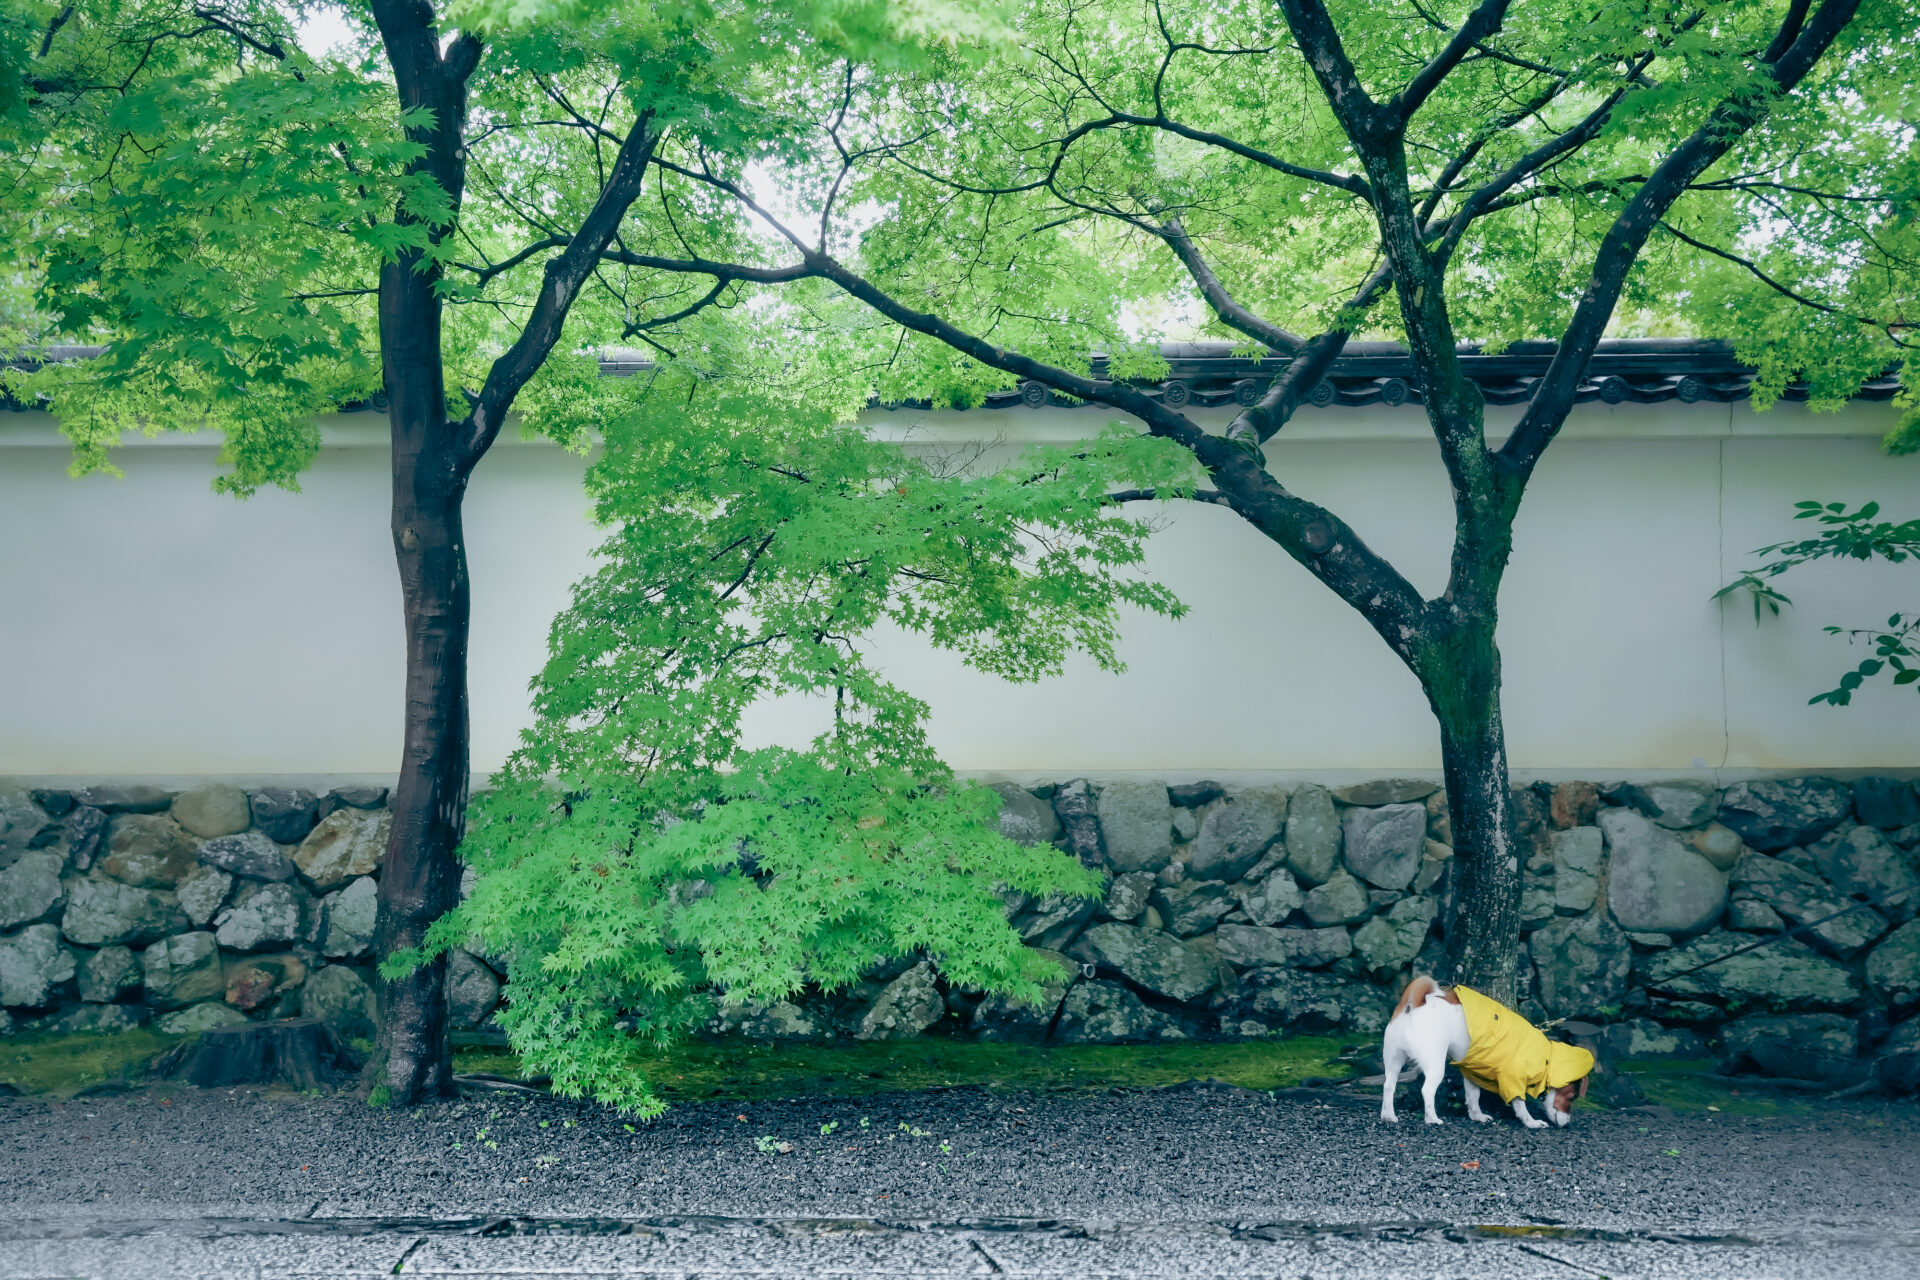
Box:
(2, 1081), (1917, 1277)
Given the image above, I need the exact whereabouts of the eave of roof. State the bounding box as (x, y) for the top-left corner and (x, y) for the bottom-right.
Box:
(5, 338), (1901, 415)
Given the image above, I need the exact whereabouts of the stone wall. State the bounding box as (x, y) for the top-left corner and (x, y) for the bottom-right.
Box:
(3, 776), (1917, 1089)
(0, 783), (506, 1042)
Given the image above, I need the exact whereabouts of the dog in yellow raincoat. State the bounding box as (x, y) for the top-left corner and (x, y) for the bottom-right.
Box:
(1379, 975), (1594, 1127)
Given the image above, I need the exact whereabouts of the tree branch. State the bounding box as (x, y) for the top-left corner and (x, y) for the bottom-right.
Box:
(1388, 0), (1515, 130)
(457, 114), (661, 468)
(1158, 219), (1306, 352)
(1500, 0), (1865, 474)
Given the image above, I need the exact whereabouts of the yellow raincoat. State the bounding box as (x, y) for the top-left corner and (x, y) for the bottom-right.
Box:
(1451, 986), (1595, 1103)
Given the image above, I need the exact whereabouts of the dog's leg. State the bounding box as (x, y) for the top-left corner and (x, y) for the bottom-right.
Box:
(1380, 1033), (1406, 1123)
(1462, 1076), (1492, 1124)
(1510, 1096), (1548, 1130)
(1414, 1043), (1449, 1125)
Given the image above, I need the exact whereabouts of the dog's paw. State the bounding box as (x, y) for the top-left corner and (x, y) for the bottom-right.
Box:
(1380, 1111), (1399, 1123)
(1423, 1115), (1444, 1126)
(1469, 1112), (1492, 1124)
(1520, 1117), (1548, 1130)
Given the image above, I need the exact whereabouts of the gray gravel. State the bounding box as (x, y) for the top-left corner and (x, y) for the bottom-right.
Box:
(2, 1082), (1917, 1277)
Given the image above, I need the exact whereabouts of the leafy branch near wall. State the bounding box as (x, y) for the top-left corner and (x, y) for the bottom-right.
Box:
(390, 345), (1194, 1115)
(1718, 501), (1920, 705)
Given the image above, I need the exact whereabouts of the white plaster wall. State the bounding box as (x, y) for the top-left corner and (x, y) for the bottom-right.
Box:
(2, 396), (1916, 781)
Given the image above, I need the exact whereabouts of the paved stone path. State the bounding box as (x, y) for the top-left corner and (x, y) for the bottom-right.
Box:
(4, 1082), (1916, 1277)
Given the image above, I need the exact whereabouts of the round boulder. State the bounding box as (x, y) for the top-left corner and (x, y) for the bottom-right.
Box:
(1600, 808), (1726, 934)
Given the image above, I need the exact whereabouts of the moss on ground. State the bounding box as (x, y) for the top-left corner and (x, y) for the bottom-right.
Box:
(456, 1035), (1361, 1101)
(2, 1028), (1359, 1103)
(1616, 1058), (1793, 1115)
(0, 1029), (183, 1100)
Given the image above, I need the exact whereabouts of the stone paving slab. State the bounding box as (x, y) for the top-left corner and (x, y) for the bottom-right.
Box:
(3, 1215), (1918, 1279)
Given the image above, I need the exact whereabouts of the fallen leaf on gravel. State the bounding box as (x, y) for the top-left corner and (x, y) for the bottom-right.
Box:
(1460, 1161), (1480, 1171)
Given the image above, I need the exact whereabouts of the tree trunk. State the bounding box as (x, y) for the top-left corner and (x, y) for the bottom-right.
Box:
(364, 240), (468, 1106)
(1423, 621), (1523, 1005)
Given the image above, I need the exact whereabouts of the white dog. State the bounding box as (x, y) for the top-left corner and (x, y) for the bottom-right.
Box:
(1379, 975), (1593, 1128)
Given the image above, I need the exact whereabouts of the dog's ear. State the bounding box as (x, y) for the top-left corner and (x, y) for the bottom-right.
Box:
(1577, 1075), (1589, 1100)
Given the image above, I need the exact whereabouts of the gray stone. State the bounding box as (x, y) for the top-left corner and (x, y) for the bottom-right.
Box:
(447, 948), (502, 1029)
(1050, 780), (1103, 866)
(1645, 931), (1861, 1009)
(1095, 781), (1174, 873)
(27, 789), (74, 818)
(292, 808), (390, 890)
(1099, 871), (1153, 922)
(1054, 980), (1182, 1043)
(1595, 1018), (1705, 1063)
(156, 1002), (249, 1036)
(1853, 778), (1920, 830)
(1071, 923), (1217, 1002)
(1718, 779), (1851, 852)
(169, 785), (252, 839)
(250, 788), (324, 844)
(1213, 923), (1351, 970)
(321, 875), (379, 958)
(214, 881), (307, 952)
(71, 785), (172, 814)
(856, 960), (945, 1040)
(1301, 871), (1370, 926)
(101, 815), (199, 889)
(302, 964), (377, 1038)
(1620, 780), (1720, 829)
(1730, 853), (1886, 956)
(991, 783), (1062, 847)
(1627, 932), (1673, 948)
(1168, 781), (1226, 809)
(175, 865), (233, 928)
(78, 945), (142, 1003)
(1688, 823), (1747, 872)
(1170, 807), (1199, 844)
(1271, 969), (1390, 1034)
(1187, 788), (1287, 883)
(1351, 896), (1438, 974)
(1551, 827), (1602, 914)
(328, 785), (390, 810)
(1011, 892), (1096, 950)
(62, 806), (108, 870)
(1866, 922), (1920, 1007)
(1724, 1013), (1859, 1082)
(1809, 826), (1920, 921)
(1331, 779), (1439, 806)
(197, 831), (297, 882)
(0, 789), (49, 858)
(1728, 898), (1785, 931)
(1283, 785), (1341, 885)
(1231, 867), (1304, 927)
(60, 878), (188, 947)
(1531, 912), (1632, 1019)
(1600, 808), (1727, 934)
(0, 924), (76, 1007)
(1340, 803), (1425, 890)
(1149, 881), (1234, 937)
(1521, 883), (1558, 928)
(1876, 1018), (1920, 1094)
(709, 999), (820, 1040)
(141, 931), (223, 1009)
(972, 949), (1073, 1040)
(0, 851), (66, 930)
(51, 1002), (146, 1034)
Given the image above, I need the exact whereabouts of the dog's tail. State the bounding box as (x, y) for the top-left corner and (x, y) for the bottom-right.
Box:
(1392, 974), (1444, 1020)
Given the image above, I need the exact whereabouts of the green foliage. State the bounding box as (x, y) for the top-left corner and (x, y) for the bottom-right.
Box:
(1718, 500), (1920, 705)
(401, 353), (1190, 1114)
